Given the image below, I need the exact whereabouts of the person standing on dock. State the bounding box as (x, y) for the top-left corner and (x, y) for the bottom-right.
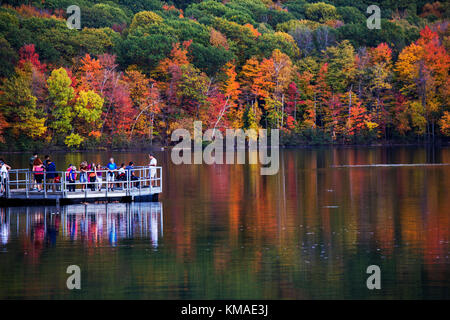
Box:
(0, 159), (11, 194)
(32, 157), (45, 192)
(88, 162), (97, 191)
(126, 162), (139, 188)
(79, 161), (88, 191)
(117, 163), (126, 189)
(66, 164), (77, 192)
(148, 154), (157, 187)
(29, 153), (38, 190)
(29, 153), (37, 170)
(44, 155), (57, 192)
(96, 164), (103, 191)
(107, 158), (117, 191)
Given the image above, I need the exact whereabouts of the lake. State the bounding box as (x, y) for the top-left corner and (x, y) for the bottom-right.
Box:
(0, 146), (449, 299)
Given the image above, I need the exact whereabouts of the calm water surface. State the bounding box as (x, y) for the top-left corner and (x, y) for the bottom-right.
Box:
(0, 147), (449, 299)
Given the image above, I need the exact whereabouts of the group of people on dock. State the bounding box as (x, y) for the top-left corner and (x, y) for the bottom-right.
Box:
(0, 153), (158, 194)
(29, 154), (57, 192)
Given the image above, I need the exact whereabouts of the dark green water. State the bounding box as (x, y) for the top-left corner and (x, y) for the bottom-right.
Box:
(0, 147), (449, 299)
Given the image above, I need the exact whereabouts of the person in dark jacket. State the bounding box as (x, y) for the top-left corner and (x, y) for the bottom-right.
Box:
(44, 155), (57, 192)
(126, 162), (139, 188)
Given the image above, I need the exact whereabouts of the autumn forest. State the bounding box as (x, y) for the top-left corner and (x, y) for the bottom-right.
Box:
(0, 0), (449, 150)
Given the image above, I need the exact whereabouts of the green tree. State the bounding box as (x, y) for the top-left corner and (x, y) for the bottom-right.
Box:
(74, 90), (104, 133)
(177, 64), (210, 118)
(116, 0), (162, 14)
(116, 33), (175, 73)
(74, 28), (115, 56)
(64, 132), (85, 148)
(82, 3), (130, 28)
(336, 6), (366, 24)
(47, 68), (75, 138)
(324, 40), (356, 92)
(129, 11), (163, 33)
(304, 2), (340, 23)
(0, 37), (17, 78)
(166, 18), (210, 46)
(189, 42), (235, 76)
(257, 32), (300, 60)
(0, 63), (46, 139)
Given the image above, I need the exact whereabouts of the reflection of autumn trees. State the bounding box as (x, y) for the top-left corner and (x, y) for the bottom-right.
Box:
(158, 148), (448, 298)
(0, 148), (448, 298)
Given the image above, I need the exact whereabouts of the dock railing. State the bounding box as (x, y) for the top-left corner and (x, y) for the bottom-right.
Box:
(2, 166), (162, 199)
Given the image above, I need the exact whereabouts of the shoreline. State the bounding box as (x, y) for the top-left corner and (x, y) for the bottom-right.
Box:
(0, 142), (449, 154)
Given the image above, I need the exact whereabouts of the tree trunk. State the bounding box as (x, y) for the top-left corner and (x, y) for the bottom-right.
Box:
(281, 94), (284, 129)
(150, 113), (154, 146)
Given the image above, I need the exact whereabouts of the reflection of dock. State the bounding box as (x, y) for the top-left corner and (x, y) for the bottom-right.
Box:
(1, 167), (162, 206)
(1, 202), (164, 247)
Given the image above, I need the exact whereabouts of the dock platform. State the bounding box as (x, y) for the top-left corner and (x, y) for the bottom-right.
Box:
(1, 166), (162, 206)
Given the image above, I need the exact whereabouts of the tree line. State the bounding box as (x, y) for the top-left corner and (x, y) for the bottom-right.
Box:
(0, 0), (448, 150)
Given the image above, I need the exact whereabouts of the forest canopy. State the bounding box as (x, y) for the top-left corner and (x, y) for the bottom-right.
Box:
(0, 0), (449, 150)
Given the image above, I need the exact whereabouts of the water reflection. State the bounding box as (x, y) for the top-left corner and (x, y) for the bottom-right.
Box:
(0, 202), (163, 250)
(0, 147), (449, 299)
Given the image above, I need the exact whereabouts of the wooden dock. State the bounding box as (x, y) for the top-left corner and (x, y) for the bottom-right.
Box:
(1, 166), (162, 205)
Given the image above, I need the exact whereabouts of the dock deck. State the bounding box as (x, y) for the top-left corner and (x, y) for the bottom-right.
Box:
(1, 166), (162, 205)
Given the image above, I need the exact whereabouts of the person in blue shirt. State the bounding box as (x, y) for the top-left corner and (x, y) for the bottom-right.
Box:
(125, 162), (133, 174)
(66, 164), (77, 192)
(106, 157), (117, 191)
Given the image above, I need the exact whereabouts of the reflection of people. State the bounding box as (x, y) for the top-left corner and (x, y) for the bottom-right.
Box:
(0, 218), (8, 245)
(68, 214), (77, 240)
(150, 212), (158, 249)
(109, 220), (117, 246)
(148, 154), (157, 186)
(47, 215), (60, 246)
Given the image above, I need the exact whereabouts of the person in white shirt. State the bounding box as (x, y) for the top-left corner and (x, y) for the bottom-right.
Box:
(0, 159), (11, 194)
(118, 163), (126, 175)
(149, 154), (157, 186)
(117, 163), (126, 189)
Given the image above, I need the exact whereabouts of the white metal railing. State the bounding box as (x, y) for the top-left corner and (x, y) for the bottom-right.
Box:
(2, 166), (162, 199)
